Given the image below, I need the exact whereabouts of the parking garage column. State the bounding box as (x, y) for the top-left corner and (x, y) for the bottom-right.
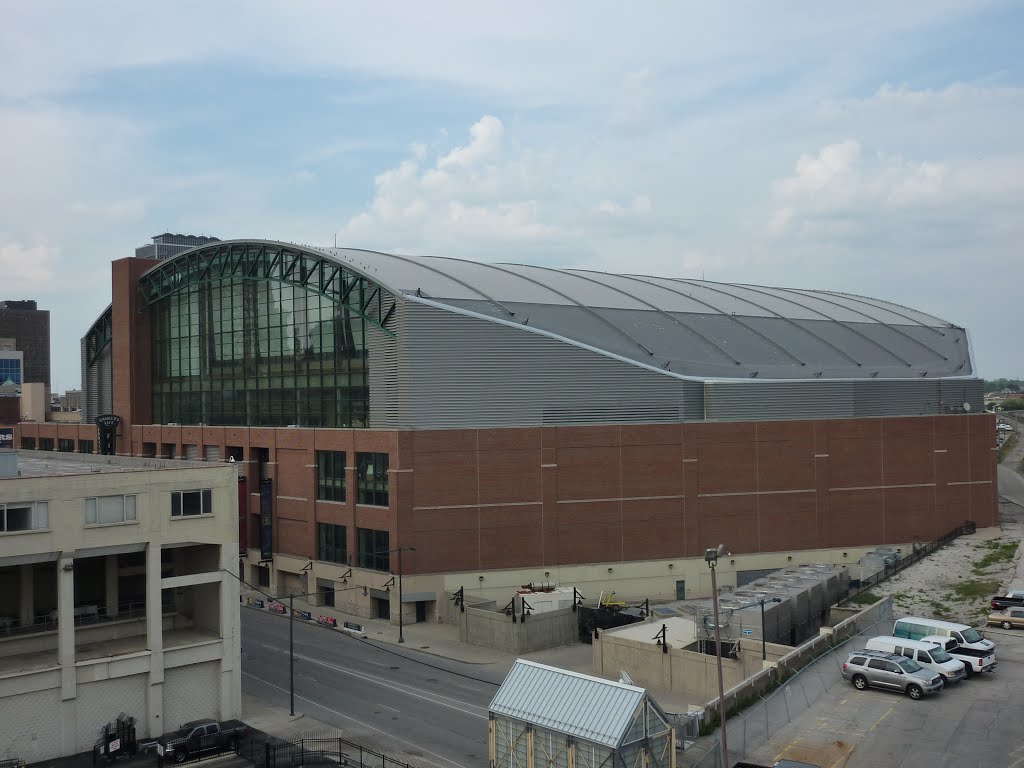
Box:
(18, 563), (34, 628)
(57, 556), (76, 698)
(146, 543), (165, 738)
(105, 555), (119, 619)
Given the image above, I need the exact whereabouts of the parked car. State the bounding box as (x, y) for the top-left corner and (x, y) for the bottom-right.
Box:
(157, 718), (248, 764)
(921, 635), (997, 676)
(864, 636), (966, 684)
(841, 650), (944, 699)
(988, 607), (1024, 630)
(990, 589), (1024, 610)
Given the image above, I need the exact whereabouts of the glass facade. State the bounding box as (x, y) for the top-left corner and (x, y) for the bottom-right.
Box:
(151, 277), (368, 427)
(0, 357), (21, 385)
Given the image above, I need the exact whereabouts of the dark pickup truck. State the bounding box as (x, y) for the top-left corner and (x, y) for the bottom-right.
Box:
(990, 589), (1024, 611)
(157, 718), (247, 764)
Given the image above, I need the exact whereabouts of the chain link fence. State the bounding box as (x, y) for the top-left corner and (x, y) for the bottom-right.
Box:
(686, 607), (895, 767)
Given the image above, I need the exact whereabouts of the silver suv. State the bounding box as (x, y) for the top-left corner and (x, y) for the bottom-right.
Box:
(842, 650), (944, 699)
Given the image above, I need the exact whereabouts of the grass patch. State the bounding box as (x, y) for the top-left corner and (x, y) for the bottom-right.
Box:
(972, 540), (1019, 574)
(848, 591), (880, 606)
(951, 579), (1001, 601)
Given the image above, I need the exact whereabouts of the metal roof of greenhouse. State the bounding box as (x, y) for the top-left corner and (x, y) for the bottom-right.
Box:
(144, 240), (976, 382)
(489, 660), (649, 748)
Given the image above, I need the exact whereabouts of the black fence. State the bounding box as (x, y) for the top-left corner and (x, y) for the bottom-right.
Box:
(235, 731), (412, 768)
(844, 520), (977, 603)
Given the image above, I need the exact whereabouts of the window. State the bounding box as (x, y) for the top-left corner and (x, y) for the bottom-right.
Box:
(39, 437), (54, 451)
(357, 452), (389, 506)
(316, 451), (346, 502)
(357, 528), (390, 571)
(0, 501), (48, 532)
(897, 659), (920, 673)
(78, 439), (94, 454)
(21, 437), (35, 449)
(918, 651), (932, 664)
(317, 523), (347, 564)
(849, 656), (866, 666)
(85, 495), (138, 525)
(58, 439), (74, 452)
(171, 489), (213, 517)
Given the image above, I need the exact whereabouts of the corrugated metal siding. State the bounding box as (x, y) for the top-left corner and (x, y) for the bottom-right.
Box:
(393, 302), (701, 429)
(82, 341), (112, 425)
(368, 303), (405, 428)
(489, 660), (644, 748)
(705, 377), (984, 421)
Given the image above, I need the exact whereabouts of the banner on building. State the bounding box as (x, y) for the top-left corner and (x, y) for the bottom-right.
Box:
(0, 427), (13, 449)
(259, 478), (273, 561)
(237, 477), (248, 555)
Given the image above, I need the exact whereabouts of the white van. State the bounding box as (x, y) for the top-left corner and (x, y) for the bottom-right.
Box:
(892, 617), (995, 654)
(864, 636), (966, 684)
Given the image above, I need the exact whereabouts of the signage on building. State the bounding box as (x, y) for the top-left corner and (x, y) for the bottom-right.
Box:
(259, 478), (273, 560)
(95, 414), (121, 428)
(0, 427), (12, 448)
(97, 413), (120, 455)
(742, 628), (754, 635)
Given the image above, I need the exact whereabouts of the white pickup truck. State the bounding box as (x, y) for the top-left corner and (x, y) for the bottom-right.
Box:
(923, 635), (996, 676)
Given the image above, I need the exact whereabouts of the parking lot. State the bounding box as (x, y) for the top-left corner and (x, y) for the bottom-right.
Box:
(742, 624), (1024, 767)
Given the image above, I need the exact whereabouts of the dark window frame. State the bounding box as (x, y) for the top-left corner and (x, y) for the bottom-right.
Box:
(316, 450), (346, 502)
(356, 452), (389, 507)
(171, 489), (213, 517)
(317, 522), (348, 565)
(357, 527), (390, 571)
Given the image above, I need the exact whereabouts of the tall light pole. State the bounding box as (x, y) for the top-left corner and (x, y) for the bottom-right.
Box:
(391, 545), (417, 643)
(705, 544), (729, 768)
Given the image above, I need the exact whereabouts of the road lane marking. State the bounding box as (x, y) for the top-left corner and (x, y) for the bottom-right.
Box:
(380, 704), (401, 713)
(247, 640), (489, 719)
(243, 671), (474, 768)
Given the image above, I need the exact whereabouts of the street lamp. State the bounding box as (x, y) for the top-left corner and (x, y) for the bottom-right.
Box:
(705, 544), (729, 768)
(389, 545), (417, 644)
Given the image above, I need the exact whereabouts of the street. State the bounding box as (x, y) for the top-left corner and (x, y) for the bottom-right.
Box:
(241, 608), (500, 768)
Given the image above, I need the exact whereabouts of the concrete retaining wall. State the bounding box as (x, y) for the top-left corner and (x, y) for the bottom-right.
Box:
(459, 603), (577, 654)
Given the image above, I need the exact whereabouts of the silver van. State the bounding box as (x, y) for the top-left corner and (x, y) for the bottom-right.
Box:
(864, 636), (966, 684)
(841, 650), (944, 699)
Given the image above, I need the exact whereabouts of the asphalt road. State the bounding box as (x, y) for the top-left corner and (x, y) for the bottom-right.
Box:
(241, 609), (501, 768)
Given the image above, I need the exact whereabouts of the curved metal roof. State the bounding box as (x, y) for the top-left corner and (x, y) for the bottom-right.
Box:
(147, 240), (974, 381)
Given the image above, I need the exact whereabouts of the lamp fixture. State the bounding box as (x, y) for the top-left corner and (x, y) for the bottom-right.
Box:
(478, 575), (485, 582)
(607, 567), (614, 574)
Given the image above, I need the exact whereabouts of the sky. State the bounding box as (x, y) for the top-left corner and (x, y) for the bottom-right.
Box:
(1, 1), (1022, 391)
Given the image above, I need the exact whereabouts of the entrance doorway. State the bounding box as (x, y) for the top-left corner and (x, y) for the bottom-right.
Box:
(375, 597), (391, 620)
(675, 580), (686, 600)
(416, 601), (427, 623)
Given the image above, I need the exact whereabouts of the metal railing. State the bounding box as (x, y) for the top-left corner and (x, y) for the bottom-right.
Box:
(236, 731), (414, 768)
(0, 596), (175, 638)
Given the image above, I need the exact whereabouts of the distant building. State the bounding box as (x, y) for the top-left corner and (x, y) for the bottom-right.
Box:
(135, 233), (220, 261)
(0, 300), (50, 388)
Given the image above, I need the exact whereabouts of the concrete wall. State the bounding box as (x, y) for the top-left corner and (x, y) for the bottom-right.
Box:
(592, 623), (791, 701)
(460, 603), (577, 654)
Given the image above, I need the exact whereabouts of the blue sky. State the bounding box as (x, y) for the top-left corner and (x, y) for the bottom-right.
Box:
(2, 1), (1022, 390)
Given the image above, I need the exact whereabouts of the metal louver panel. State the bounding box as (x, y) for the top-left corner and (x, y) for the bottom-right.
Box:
(705, 377), (984, 421)
(396, 302), (701, 429)
(204, 445), (221, 462)
(368, 302), (405, 428)
(82, 338), (113, 425)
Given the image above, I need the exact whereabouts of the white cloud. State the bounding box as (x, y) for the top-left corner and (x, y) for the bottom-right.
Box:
(340, 116), (569, 255)
(0, 242), (59, 293)
(68, 199), (146, 221)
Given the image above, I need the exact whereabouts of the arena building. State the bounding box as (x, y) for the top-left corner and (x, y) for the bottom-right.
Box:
(19, 239), (997, 626)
